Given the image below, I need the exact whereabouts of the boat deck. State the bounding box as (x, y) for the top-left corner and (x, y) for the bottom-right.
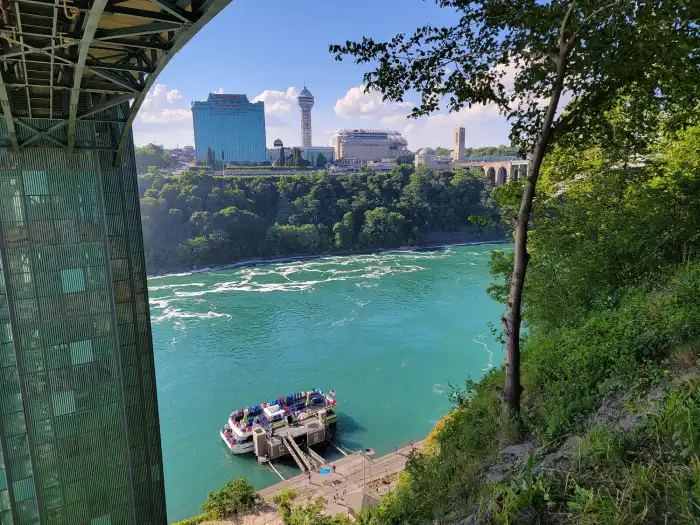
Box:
(266, 420), (325, 444)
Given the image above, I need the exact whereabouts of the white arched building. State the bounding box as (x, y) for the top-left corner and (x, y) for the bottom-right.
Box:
(329, 129), (408, 162)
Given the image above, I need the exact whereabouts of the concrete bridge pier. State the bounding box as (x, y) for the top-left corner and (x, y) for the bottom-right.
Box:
(0, 0), (231, 521)
(0, 135), (166, 524)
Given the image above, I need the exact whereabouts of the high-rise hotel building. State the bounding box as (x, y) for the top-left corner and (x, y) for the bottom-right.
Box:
(192, 94), (266, 164)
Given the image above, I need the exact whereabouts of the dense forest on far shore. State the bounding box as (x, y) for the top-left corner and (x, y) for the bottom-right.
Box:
(138, 165), (504, 274)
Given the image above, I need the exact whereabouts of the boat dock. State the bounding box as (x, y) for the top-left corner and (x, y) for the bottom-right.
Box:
(203, 440), (426, 525)
(253, 411), (334, 470)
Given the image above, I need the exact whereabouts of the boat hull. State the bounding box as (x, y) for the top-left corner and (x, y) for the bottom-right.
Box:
(220, 431), (254, 454)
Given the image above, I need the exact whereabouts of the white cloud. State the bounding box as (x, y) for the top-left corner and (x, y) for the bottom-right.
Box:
(380, 64), (517, 150)
(214, 87), (224, 94)
(166, 90), (183, 103)
(133, 83), (192, 147)
(253, 87), (298, 115)
(331, 84), (503, 149)
(130, 80), (514, 151)
(326, 84), (511, 151)
(252, 87), (301, 146)
(334, 85), (413, 123)
(138, 84), (190, 124)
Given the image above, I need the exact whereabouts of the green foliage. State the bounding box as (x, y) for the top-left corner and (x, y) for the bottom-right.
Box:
(485, 250), (513, 304)
(333, 212), (355, 249)
(434, 147), (451, 157)
(466, 146), (520, 158)
(139, 166), (503, 273)
(174, 476), (261, 524)
(135, 143), (173, 173)
(489, 121), (700, 335)
(170, 514), (206, 525)
(356, 113), (700, 525)
(330, 2), (699, 152)
(199, 476), (261, 520)
(393, 151), (415, 165)
(522, 264), (700, 438)
(284, 498), (329, 525)
(485, 121), (700, 437)
(491, 379), (700, 525)
(489, 455), (552, 525)
(360, 207), (405, 248)
(272, 488), (298, 523)
(273, 493), (351, 525)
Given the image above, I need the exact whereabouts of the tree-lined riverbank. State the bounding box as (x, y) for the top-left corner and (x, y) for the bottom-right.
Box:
(139, 166), (505, 274)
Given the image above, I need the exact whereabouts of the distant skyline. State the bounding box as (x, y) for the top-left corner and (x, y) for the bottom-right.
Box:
(133, 0), (512, 152)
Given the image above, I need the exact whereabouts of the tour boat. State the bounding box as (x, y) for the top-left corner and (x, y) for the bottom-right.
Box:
(220, 388), (337, 454)
(220, 423), (255, 454)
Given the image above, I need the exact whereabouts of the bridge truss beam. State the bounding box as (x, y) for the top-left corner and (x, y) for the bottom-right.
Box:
(0, 0), (230, 158)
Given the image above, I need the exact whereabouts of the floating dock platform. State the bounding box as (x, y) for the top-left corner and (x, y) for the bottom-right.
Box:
(253, 409), (335, 471)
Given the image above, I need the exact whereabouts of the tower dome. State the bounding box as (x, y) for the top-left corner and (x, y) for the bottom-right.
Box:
(298, 87), (314, 106)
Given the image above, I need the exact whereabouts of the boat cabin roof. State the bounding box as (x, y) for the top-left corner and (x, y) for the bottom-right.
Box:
(264, 405), (284, 418)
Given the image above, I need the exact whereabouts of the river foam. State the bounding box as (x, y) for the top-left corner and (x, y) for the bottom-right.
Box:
(152, 307), (232, 323)
(153, 259), (428, 305)
(149, 252), (434, 327)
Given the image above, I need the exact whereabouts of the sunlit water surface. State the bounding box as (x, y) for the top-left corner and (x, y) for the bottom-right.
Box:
(150, 244), (508, 521)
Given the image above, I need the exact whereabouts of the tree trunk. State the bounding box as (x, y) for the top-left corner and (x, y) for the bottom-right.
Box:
(502, 46), (570, 414)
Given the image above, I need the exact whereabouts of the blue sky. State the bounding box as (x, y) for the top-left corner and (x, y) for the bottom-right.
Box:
(133, 0), (512, 151)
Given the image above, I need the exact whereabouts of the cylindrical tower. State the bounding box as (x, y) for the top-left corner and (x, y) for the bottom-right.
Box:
(298, 86), (314, 147)
(453, 126), (466, 161)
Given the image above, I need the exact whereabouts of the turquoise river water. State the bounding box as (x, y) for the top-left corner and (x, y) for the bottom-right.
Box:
(149, 244), (508, 521)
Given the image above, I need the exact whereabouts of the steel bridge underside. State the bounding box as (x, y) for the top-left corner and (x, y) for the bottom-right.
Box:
(0, 0), (229, 161)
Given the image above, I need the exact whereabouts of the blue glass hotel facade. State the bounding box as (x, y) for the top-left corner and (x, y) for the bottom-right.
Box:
(192, 94), (266, 164)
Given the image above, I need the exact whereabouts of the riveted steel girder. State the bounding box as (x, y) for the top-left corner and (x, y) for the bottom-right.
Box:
(0, 0), (228, 153)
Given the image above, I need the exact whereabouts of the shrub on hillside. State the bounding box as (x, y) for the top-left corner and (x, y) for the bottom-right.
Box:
(170, 515), (205, 525)
(522, 264), (700, 437)
(200, 476), (261, 520)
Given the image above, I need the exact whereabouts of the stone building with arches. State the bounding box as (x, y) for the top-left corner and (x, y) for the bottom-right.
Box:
(413, 148), (532, 186)
(453, 158), (531, 185)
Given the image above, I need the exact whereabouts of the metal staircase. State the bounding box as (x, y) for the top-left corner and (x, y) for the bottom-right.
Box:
(283, 435), (313, 472)
(307, 447), (327, 467)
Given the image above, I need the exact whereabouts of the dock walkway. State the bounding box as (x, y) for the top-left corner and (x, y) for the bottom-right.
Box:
(203, 440), (426, 525)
